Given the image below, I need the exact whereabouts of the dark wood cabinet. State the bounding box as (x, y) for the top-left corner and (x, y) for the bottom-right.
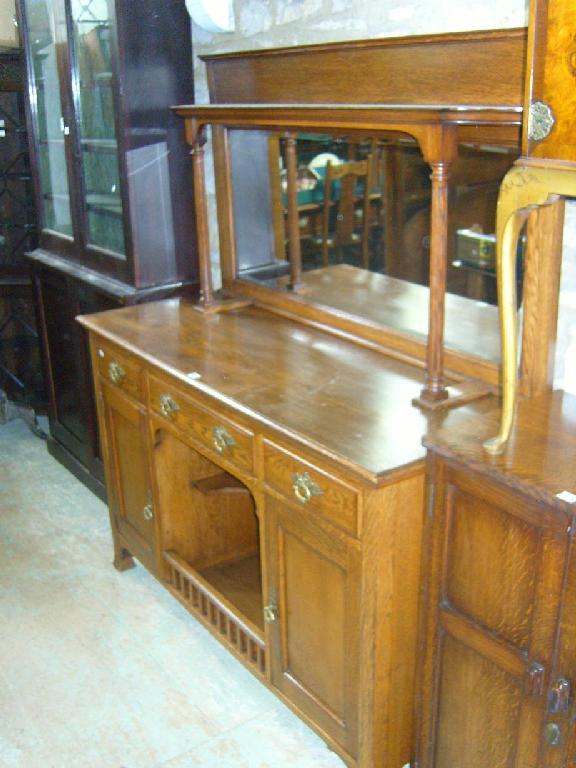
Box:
(17, 0), (198, 496)
(417, 392), (576, 768)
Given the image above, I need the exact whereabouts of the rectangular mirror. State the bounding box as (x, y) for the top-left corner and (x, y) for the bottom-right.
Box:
(228, 129), (520, 365)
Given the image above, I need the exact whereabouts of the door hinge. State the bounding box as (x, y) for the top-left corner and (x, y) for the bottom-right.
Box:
(526, 661), (546, 697)
(427, 483), (436, 519)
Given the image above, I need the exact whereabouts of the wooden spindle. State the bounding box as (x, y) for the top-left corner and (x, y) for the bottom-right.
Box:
(420, 159), (450, 402)
(191, 126), (214, 307)
(285, 133), (303, 290)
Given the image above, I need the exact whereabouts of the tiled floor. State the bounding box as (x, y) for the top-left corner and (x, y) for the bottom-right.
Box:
(0, 418), (346, 768)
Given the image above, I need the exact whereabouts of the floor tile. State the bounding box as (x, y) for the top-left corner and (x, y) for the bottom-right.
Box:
(0, 418), (347, 768)
(159, 708), (346, 768)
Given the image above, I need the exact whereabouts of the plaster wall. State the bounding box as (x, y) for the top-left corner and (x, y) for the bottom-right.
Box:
(191, 0), (529, 104)
(0, 0), (18, 47)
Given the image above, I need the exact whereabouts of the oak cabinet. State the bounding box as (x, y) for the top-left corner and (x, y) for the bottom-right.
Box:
(417, 392), (576, 768)
(79, 299), (432, 768)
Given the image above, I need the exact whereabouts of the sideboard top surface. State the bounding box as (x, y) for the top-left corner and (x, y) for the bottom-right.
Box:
(424, 388), (576, 509)
(78, 299), (494, 481)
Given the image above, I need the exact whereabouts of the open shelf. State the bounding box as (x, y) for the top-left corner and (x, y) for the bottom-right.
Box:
(191, 470), (250, 496)
(200, 552), (263, 630)
(154, 428), (265, 672)
(164, 549), (266, 677)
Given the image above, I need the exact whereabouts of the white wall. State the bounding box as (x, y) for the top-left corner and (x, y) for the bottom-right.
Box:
(191, 0), (529, 103)
(0, 0), (18, 47)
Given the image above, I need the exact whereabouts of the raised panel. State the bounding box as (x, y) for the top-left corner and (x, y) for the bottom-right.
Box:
(282, 528), (346, 717)
(266, 495), (360, 758)
(103, 384), (154, 568)
(42, 276), (87, 448)
(445, 484), (539, 648)
(435, 634), (523, 768)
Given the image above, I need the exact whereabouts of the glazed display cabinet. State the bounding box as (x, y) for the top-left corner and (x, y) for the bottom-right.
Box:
(17, 0), (198, 497)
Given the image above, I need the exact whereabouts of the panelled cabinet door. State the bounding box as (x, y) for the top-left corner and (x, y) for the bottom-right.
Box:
(100, 382), (155, 571)
(419, 460), (572, 768)
(264, 495), (361, 759)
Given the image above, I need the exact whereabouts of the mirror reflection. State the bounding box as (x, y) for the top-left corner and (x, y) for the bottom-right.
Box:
(230, 130), (521, 362)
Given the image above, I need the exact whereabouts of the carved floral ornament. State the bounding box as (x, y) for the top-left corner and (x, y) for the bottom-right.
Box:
(185, 0), (235, 32)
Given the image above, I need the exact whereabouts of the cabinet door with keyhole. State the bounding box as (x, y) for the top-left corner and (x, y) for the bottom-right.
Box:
(418, 457), (572, 768)
(100, 382), (156, 573)
(264, 494), (362, 760)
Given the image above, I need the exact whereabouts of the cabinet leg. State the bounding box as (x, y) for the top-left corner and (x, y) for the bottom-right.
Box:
(113, 545), (136, 572)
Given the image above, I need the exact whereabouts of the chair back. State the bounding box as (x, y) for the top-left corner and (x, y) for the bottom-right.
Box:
(321, 157), (373, 267)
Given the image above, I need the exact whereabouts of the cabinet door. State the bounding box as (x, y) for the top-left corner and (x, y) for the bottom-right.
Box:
(419, 459), (571, 768)
(100, 381), (155, 571)
(265, 495), (361, 759)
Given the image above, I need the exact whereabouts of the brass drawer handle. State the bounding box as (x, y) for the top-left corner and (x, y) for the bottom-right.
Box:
(108, 361), (125, 385)
(292, 472), (323, 504)
(159, 394), (179, 419)
(263, 603), (278, 624)
(143, 502), (154, 521)
(212, 425), (236, 454)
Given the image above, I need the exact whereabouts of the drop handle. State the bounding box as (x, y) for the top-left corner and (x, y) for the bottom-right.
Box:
(292, 472), (323, 505)
(159, 394), (179, 419)
(108, 361), (125, 385)
(212, 426), (236, 454)
(548, 678), (571, 713)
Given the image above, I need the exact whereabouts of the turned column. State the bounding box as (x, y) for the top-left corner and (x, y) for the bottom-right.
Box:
(420, 157), (451, 403)
(284, 132), (303, 290)
(189, 122), (214, 307)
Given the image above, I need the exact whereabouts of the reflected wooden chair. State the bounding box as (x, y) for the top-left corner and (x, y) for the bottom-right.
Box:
(319, 157), (373, 268)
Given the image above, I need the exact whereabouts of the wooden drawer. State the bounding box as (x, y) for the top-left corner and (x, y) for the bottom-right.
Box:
(148, 376), (254, 475)
(263, 441), (359, 535)
(94, 341), (143, 402)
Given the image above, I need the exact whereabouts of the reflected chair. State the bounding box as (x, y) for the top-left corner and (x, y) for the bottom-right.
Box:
(319, 157), (373, 268)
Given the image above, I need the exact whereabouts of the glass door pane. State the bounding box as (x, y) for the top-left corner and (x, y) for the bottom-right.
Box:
(70, 0), (125, 256)
(26, 0), (73, 236)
